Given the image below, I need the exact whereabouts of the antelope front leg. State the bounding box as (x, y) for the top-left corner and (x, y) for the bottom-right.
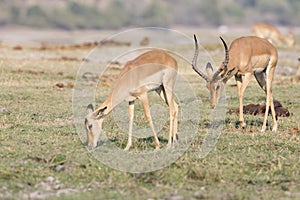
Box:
(140, 93), (160, 150)
(158, 87), (178, 149)
(172, 100), (179, 144)
(261, 95), (277, 132)
(235, 75), (246, 128)
(235, 73), (252, 128)
(125, 101), (134, 151)
(269, 68), (278, 132)
(165, 89), (178, 149)
(262, 67), (277, 132)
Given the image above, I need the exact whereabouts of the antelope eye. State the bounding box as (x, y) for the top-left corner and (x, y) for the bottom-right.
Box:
(88, 124), (93, 130)
(216, 85), (220, 90)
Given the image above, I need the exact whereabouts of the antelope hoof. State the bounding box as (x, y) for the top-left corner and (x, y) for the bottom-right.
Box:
(239, 121), (246, 129)
(260, 127), (266, 133)
(155, 144), (160, 150)
(166, 142), (172, 149)
(272, 126), (277, 132)
(172, 134), (178, 144)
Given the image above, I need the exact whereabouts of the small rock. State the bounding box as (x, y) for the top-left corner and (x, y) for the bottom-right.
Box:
(53, 183), (61, 190)
(67, 82), (74, 88)
(0, 107), (6, 113)
(45, 176), (55, 183)
(194, 191), (206, 199)
(140, 37), (150, 46)
(166, 195), (184, 200)
(13, 45), (22, 50)
(55, 82), (64, 88)
(56, 188), (78, 196)
(290, 127), (299, 134)
(29, 191), (43, 199)
(55, 164), (66, 172)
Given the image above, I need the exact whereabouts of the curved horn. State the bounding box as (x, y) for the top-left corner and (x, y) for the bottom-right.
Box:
(192, 34), (210, 82)
(212, 36), (229, 80)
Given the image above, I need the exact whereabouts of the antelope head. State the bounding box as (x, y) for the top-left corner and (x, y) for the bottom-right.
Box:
(287, 29), (296, 46)
(192, 34), (233, 109)
(85, 104), (107, 148)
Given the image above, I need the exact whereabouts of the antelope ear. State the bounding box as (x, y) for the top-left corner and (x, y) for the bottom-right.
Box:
(96, 106), (107, 119)
(86, 104), (94, 114)
(221, 68), (236, 83)
(206, 62), (214, 79)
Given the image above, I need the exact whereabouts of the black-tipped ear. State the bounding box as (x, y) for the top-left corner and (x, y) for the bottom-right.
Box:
(206, 62), (214, 79)
(87, 104), (94, 114)
(222, 68), (236, 83)
(96, 106), (107, 119)
(206, 62), (213, 71)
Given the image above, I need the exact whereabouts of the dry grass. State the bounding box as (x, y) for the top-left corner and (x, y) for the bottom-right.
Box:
(0, 29), (300, 199)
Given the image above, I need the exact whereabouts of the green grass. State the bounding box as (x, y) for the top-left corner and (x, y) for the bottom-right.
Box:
(0, 43), (300, 200)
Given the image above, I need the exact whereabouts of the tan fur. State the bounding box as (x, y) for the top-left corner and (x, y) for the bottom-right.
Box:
(252, 22), (295, 46)
(193, 35), (278, 132)
(85, 50), (178, 149)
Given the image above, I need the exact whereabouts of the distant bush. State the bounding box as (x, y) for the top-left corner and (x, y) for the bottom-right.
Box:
(102, 0), (131, 29)
(3, 0), (300, 29)
(140, 0), (172, 27)
(25, 5), (50, 28)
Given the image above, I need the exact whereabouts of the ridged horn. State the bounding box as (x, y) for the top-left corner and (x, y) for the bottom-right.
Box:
(212, 36), (229, 81)
(192, 34), (210, 82)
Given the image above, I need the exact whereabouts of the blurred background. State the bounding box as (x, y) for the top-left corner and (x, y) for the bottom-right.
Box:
(0, 0), (299, 30)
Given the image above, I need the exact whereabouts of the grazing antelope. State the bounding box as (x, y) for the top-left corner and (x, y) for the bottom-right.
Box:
(192, 35), (278, 132)
(85, 50), (178, 150)
(252, 22), (295, 47)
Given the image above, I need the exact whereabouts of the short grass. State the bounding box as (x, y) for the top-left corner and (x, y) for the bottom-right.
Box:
(0, 37), (300, 200)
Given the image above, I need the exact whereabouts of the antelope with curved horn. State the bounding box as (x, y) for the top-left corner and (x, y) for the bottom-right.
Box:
(192, 34), (278, 132)
(85, 50), (178, 150)
(252, 22), (295, 47)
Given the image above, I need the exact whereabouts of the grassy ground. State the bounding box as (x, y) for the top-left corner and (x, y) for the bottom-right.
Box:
(0, 29), (300, 199)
